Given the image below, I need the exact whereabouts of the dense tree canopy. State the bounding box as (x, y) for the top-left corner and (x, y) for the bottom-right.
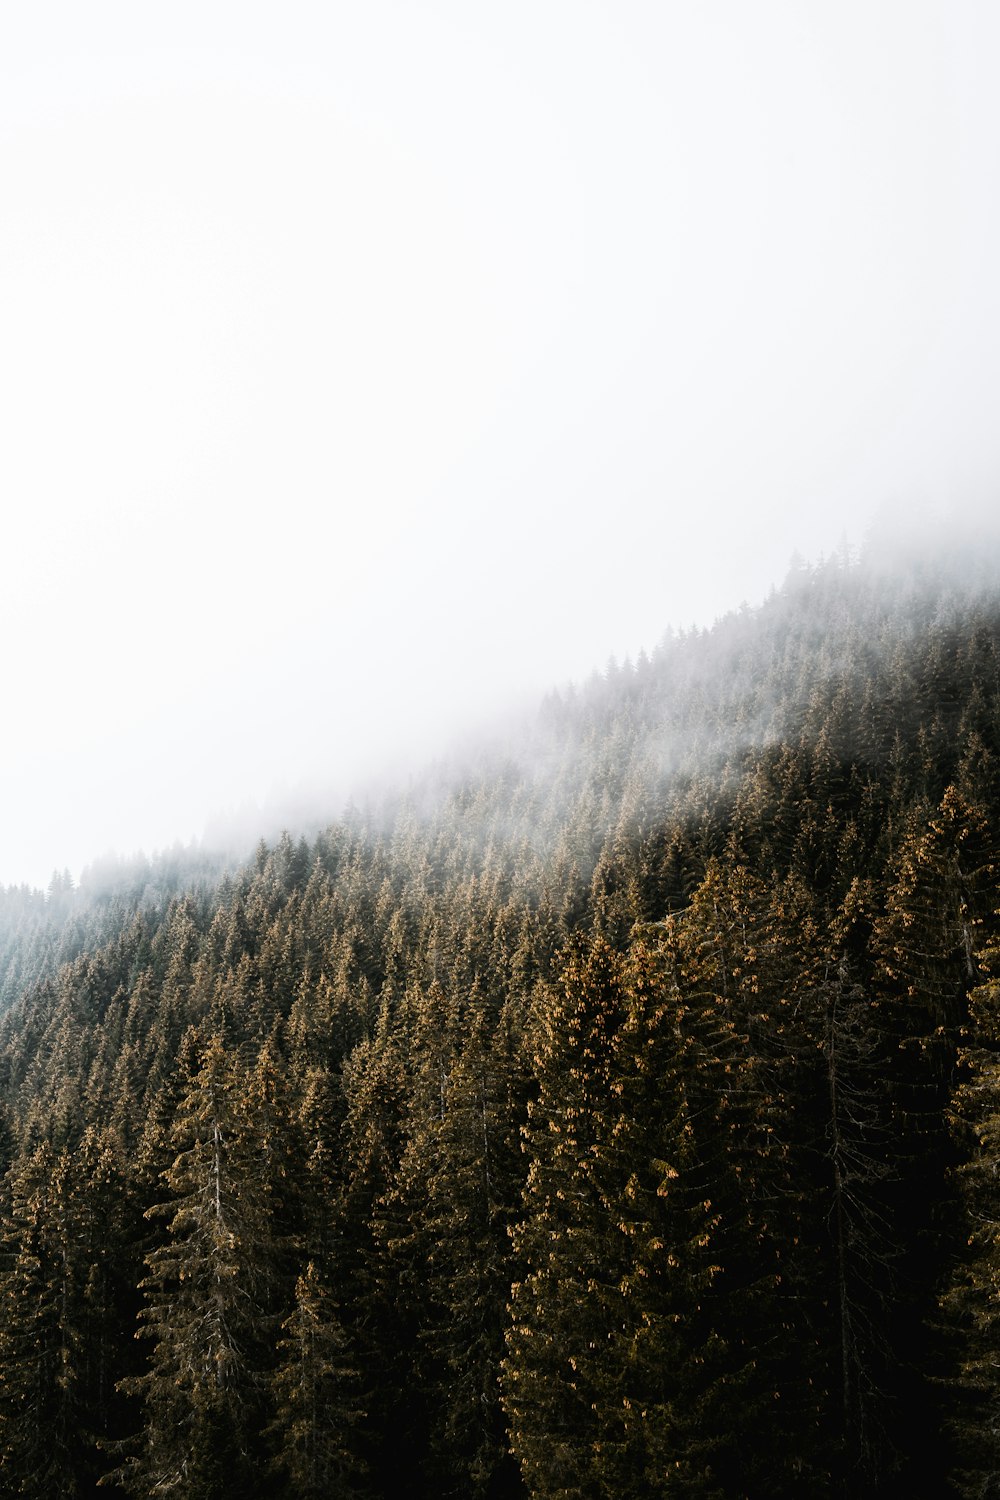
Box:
(0, 545), (998, 1495)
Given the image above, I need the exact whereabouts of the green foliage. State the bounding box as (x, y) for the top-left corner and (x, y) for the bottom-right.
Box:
(110, 1031), (276, 1498)
(0, 547), (995, 1493)
(940, 931), (1000, 1497)
(268, 1261), (364, 1498)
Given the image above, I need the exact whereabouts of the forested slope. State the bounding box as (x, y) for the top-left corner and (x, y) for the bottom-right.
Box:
(1, 545), (999, 1496)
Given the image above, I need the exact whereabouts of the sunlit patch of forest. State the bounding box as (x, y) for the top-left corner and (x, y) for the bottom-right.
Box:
(1, 543), (999, 1497)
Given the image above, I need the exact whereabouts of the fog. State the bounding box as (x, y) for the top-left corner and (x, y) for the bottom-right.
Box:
(1, 2), (998, 889)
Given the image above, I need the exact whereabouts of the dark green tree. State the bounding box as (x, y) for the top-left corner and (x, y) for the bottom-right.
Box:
(268, 1260), (364, 1497)
(110, 1030), (276, 1498)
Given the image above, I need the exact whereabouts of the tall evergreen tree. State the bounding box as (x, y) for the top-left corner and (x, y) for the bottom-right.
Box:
(268, 1261), (364, 1498)
(110, 1030), (276, 1498)
(0, 1139), (120, 1496)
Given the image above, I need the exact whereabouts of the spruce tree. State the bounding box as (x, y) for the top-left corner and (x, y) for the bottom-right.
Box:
(109, 1030), (275, 1498)
(940, 927), (1000, 1496)
(268, 1261), (364, 1497)
(504, 932), (762, 1498)
(0, 1141), (107, 1496)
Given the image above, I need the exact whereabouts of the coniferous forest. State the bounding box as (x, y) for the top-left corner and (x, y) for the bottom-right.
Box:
(3, 543), (1000, 1496)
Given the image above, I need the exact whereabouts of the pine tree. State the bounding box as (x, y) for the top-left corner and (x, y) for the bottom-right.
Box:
(268, 1261), (364, 1497)
(503, 935), (631, 1498)
(0, 1120), (138, 1491)
(503, 932), (762, 1498)
(940, 927), (1000, 1496)
(109, 1030), (276, 1498)
(381, 993), (530, 1497)
(335, 999), (410, 1492)
(872, 786), (997, 1489)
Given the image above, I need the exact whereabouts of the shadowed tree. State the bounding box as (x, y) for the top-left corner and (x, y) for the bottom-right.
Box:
(268, 1260), (365, 1497)
(108, 1030), (276, 1498)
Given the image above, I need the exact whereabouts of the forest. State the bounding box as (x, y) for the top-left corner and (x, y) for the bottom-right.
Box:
(0, 542), (999, 1497)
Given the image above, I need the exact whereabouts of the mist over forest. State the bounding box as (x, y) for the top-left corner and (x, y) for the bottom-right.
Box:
(5, 2), (1000, 1494)
(5, 1), (1000, 890)
(0, 537), (999, 1495)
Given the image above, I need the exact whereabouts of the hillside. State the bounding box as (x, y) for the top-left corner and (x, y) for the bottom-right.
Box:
(0, 544), (999, 1497)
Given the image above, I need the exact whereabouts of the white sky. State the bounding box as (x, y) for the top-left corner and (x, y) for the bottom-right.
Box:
(1, 1), (998, 888)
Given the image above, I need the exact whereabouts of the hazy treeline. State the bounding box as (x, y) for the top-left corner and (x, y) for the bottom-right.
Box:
(0, 547), (999, 1496)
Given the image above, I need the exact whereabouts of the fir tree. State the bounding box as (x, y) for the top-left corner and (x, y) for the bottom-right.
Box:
(109, 1030), (275, 1498)
(268, 1261), (365, 1497)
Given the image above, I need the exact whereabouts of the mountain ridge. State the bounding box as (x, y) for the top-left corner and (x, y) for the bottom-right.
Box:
(0, 540), (998, 1495)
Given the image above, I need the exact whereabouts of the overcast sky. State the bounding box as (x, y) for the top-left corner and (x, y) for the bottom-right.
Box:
(1, 1), (998, 887)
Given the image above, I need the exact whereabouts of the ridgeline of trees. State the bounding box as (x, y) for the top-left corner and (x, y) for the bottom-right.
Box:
(1, 545), (999, 1495)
